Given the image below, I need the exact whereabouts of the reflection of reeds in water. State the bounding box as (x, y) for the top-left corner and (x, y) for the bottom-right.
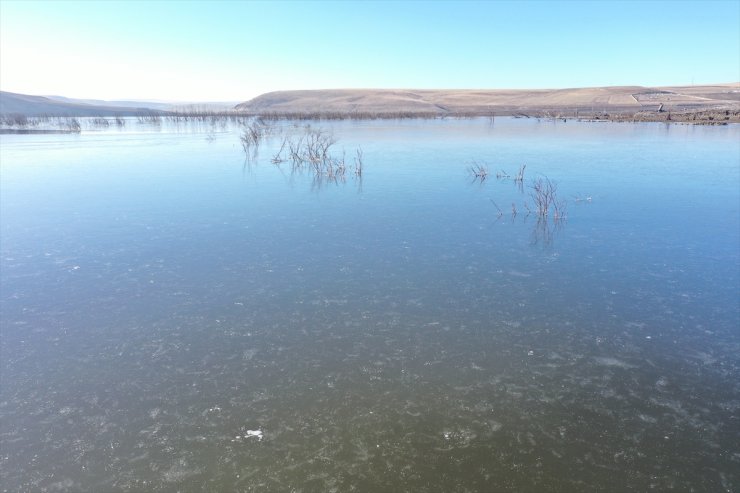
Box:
(530, 177), (555, 217)
(240, 118), (278, 160)
(271, 137), (287, 164)
(90, 117), (110, 128)
(468, 160), (489, 182)
(137, 114), (162, 124)
(487, 171), (571, 246)
(9, 116), (83, 133)
(514, 164), (526, 183)
(65, 118), (81, 132)
(240, 120), (264, 151)
(490, 199), (504, 219)
(254, 111), (441, 121)
(472, 159), (569, 225)
(530, 216), (564, 247)
(492, 163), (526, 191)
(251, 124), (364, 188)
(490, 176), (568, 222)
(354, 147), (363, 177)
(1, 113), (29, 126)
(489, 163), (525, 190)
(525, 176), (567, 222)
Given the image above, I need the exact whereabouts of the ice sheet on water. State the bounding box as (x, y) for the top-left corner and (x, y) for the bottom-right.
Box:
(246, 430), (263, 440)
(593, 357), (635, 369)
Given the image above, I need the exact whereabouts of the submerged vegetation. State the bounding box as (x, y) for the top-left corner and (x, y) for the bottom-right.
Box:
(481, 160), (578, 247)
(530, 176), (567, 221)
(468, 161), (489, 181)
(0, 114), (82, 133)
(239, 118), (275, 154)
(278, 127), (365, 182)
(253, 111), (442, 121)
(490, 174), (567, 223)
(240, 120), (364, 185)
(4, 105), (736, 133)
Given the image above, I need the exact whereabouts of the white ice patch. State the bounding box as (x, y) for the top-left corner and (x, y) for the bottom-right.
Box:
(593, 357), (635, 369)
(246, 429), (263, 441)
(231, 429), (264, 442)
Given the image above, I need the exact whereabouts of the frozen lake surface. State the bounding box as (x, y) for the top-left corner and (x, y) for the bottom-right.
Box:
(1, 117), (738, 491)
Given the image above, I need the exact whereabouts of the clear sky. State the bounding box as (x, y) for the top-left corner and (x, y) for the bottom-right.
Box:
(1, 0), (738, 102)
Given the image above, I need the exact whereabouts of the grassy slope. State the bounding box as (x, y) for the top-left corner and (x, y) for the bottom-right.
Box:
(0, 91), (162, 116)
(235, 84), (740, 115)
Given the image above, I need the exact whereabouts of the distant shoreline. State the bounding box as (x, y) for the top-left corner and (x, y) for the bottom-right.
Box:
(0, 128), (80, 134)
(233, 84), (740, 124)
(1, 109), (738, 133)
(3, 84), (738, 124)
(487, 108), (739, 125)
(243, 108), (740, 125)
(571, 108), (740, 125)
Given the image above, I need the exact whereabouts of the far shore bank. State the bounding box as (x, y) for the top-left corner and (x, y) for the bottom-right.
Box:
(2, 107), (738, 131)
(504, 108), (740, 125)
(245, 107), (740, 125)
(4, 84), (739, 125)
(231, 84), (739, 125)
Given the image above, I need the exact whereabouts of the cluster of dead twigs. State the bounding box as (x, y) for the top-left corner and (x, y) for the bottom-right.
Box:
(270, 127), (363, 182)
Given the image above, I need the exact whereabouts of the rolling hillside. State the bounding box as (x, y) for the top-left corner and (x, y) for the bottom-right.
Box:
(0, 91), (163, 116)
(235, 84), (740, 115)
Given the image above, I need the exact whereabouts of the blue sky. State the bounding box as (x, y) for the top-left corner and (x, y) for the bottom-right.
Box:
(1, 0), (738, 101)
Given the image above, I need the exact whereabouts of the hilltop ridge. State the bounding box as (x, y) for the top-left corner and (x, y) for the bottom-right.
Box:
(3, 84), (738, 121)
(235, 84), (740, 116)
(0, 91), (163, 117)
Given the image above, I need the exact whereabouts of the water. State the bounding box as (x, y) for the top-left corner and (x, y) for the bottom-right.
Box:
(1, 118), (738, 492)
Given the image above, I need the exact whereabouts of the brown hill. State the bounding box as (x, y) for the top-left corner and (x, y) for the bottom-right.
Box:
(0, 91), (164, 116)
(235, 84), (740, 116)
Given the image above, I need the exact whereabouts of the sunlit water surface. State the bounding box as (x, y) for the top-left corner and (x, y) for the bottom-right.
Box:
(1, 118), (738, 492)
